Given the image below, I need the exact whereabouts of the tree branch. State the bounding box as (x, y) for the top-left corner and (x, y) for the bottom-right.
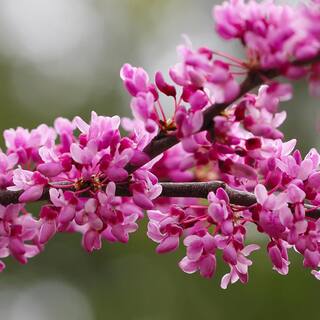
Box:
(126, 53), (320, 174)
(0, 181), (319, 219)
(1, 56), (320, 220)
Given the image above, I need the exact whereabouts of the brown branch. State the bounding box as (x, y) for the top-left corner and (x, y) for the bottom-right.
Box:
(126, 53), (320, 174)
(1, 55), (320, 218)
(159, 181), (257, 205)
(0, 181), (319, 218)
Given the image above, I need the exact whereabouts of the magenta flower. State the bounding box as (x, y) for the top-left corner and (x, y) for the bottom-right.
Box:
(0, 152), (18, 188)
(37, 146), (64, 177)
(98, 182), (140, 243)
(49, 189), (78, 224)
(0, 204), (40, 267)
(131, 170), (162, 210)
(130, 92), (159, 133)
(9, 168), (48, 202)
(175, 106), (203, 138)
(147, 207), (185, 254)
(39, 206), (59, 244)
(267, 241), (290, 275)
(213, 0), (319, 69)
(120, 64), (155, 97)
(120, 64), (160, 133)
(221, 244), (260, 289)
(179, 232), (217, 278)
(4, 124), (56, 163)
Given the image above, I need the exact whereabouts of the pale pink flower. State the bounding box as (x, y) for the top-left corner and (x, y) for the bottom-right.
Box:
(8, 168), (48, 202)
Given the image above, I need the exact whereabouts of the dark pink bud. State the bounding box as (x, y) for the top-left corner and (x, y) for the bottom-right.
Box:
(170, 206), (185, 219)
(216, 144), (235, 154)
(218, 158), (232, 173)
(155, 72), (176, 97)
(100, 154), (112, 171)
(245, 138), (262, 150)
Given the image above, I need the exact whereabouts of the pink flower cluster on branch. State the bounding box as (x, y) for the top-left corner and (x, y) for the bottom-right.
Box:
(0, 0), (320, 289)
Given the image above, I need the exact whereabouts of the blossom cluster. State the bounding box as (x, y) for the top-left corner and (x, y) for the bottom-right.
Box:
(214, 0), (320, 94)
(0, 0), (319, 289)
(146, 82), (320, 288)
(0, 112), (164, 269)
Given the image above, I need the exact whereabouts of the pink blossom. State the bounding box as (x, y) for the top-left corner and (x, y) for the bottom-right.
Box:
(147, 207), (185, 254)
(221, 244), (260, 289)
(175, 106), (203, 138)
(120, 64), (155, 97)
(179, 232), (217, 278)
(8, 168), (48, 202)
(267, 241), (290, 275)
(49, 189), (78, 224)
(214, 0), (320, 69)
(0, 204), (40, 267)
(39, 206), (58, 244)
(131, 170), (162, 210)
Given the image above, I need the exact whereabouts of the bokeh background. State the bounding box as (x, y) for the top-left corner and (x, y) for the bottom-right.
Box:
(0, 0), (319, 319)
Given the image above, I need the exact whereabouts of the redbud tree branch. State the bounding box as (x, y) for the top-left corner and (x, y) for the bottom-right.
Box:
(126, 53), (320, 174)
(1, 55), (320, 219)
(125, 71), (271, 173)
(0, 181), (318, 219)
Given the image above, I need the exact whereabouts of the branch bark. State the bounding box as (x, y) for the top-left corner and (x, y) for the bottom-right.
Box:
(0, 181), (319, 219)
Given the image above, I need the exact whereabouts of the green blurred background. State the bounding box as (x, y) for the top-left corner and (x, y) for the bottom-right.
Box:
(0, 0), (319, 319)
